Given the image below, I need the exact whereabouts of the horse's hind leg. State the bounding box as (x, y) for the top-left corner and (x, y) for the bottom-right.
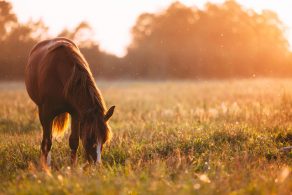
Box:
(39, 106), (53, 168)
(69, 114), (79, 166)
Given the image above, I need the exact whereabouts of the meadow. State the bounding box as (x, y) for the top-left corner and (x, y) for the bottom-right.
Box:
(0, 79), (292, 194)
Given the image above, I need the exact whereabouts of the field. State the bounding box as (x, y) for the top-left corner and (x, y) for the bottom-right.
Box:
(0, 79), (292, 194)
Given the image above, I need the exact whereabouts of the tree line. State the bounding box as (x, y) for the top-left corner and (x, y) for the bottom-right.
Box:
(0, 0), (292, 80)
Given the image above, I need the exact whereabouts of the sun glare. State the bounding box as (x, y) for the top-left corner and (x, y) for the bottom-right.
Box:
(9, 0), (292, 56)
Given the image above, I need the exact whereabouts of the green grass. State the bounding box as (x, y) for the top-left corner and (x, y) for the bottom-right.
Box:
(0, 79), (292, 194)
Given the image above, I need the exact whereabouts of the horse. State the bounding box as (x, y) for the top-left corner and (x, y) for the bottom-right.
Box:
(25, 37), (115, 166)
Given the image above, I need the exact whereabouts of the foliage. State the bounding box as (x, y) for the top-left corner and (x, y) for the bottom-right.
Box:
(0, 0), (292, 80)
(0, 1), (119, 80)
(124, 1), (292, 78)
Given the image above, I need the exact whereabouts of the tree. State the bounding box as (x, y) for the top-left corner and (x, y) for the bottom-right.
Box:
(124, 1), (292, 78)
(0, 0), (17, 37)
(0, 1), (48, 79)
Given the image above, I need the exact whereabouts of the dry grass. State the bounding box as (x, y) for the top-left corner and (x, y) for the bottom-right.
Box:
(0, 79), (292, 194)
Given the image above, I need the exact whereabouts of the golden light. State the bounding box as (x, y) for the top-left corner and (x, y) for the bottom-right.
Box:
(9, 0), (292, 56)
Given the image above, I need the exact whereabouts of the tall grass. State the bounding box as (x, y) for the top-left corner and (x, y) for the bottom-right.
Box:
(0, 79), (292, 194)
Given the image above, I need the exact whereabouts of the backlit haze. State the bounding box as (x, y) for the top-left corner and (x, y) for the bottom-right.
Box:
(10, 0), (292, 57)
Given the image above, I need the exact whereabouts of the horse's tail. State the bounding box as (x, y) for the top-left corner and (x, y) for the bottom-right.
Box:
(52, 112), (70, 137)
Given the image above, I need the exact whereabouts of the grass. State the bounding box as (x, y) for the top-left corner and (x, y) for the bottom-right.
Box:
(0, 79), (292, 194)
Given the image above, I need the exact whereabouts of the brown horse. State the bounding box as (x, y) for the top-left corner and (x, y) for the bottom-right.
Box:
(25, 37), (115, 166)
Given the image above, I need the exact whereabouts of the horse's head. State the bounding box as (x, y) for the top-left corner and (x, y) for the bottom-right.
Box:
(80, 106), (115, 163)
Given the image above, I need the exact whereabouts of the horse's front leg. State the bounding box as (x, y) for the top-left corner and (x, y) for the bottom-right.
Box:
(39, 107), (53, 168)
(69, 114), (79, 166)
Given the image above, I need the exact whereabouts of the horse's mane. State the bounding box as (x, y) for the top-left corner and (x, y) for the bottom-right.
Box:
(48, 39), (106, 112)
(47, 38), (111, 143)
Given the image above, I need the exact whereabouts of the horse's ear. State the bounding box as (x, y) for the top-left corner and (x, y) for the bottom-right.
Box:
(104, 106), (115, 121)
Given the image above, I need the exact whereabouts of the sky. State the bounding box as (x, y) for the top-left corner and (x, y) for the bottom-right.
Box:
(9, 0), (292, 57)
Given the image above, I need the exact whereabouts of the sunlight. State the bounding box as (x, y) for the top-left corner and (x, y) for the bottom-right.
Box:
(2, 1), (292, 193)
(9, 0), (292, 56)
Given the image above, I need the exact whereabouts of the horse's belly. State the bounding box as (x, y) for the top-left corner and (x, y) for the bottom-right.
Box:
(25, 58), (40, 105)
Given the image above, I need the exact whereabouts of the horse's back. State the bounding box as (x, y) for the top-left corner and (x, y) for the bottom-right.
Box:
(25, 38), (77, 106)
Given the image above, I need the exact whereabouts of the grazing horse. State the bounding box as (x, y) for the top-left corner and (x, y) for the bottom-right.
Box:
(25, 37), (115, 166)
